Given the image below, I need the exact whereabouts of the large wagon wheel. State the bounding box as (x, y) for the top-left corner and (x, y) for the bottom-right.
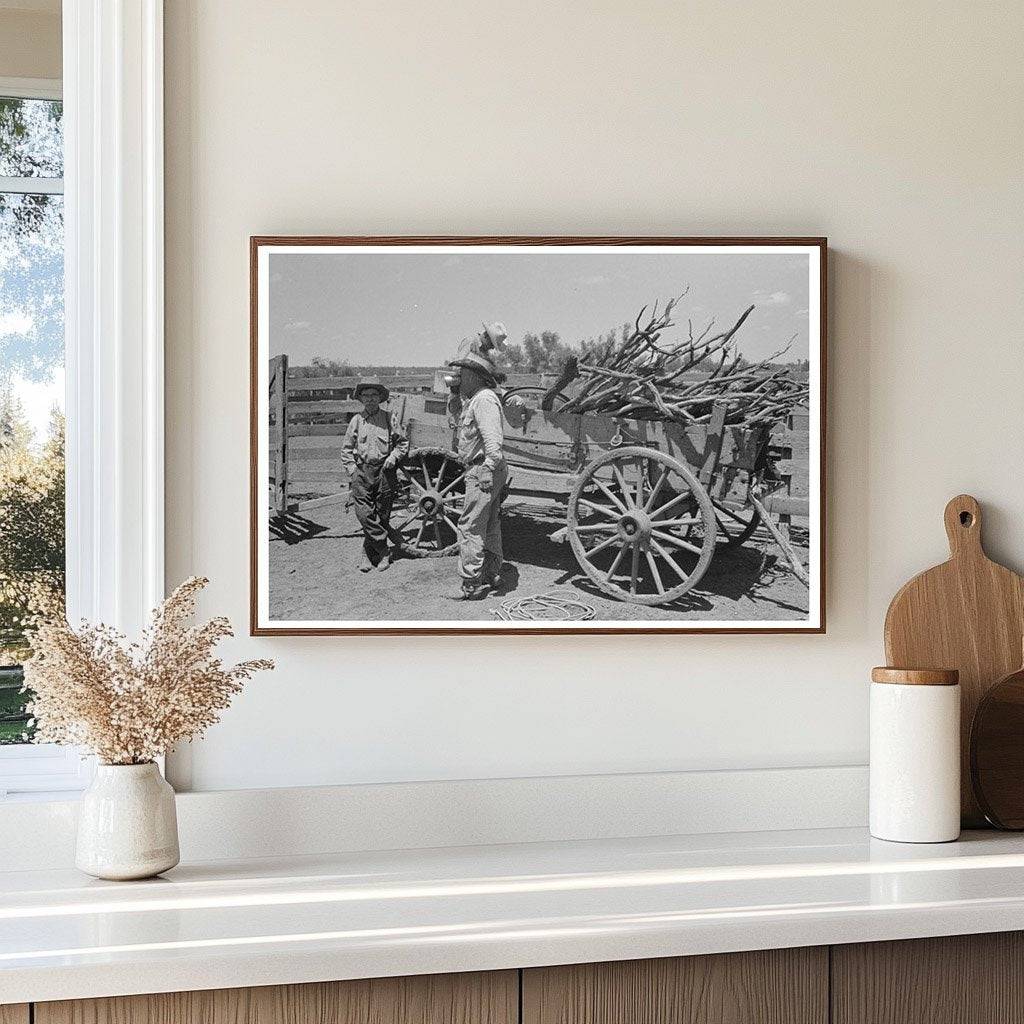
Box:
(567, 446), (717, 605)
(392, 446), (468, 553)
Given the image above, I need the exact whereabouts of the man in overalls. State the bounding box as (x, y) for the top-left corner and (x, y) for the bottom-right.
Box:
(341, 377), (409, 572)
(448, 325), (508, 599)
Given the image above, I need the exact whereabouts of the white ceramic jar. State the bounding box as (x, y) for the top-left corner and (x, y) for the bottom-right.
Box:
(76, 762), (180, 880)
(869, 667), (961, 843)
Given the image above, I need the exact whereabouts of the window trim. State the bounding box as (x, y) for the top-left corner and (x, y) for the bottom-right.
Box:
(0, 77), (61, 101)
(0, 2), (165, 798)
(64, 0), (165, 636)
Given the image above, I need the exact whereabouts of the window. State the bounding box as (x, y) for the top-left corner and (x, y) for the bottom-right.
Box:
(0, 5), (166, 798)
(0, 81), (82, 796)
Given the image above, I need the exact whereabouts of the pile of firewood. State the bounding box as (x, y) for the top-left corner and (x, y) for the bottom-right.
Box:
(550, 294), (808, 428)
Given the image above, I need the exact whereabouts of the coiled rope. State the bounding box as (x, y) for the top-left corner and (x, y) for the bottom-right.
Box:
(491, 592), (597, 622)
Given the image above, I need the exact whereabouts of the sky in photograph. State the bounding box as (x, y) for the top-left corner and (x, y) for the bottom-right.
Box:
(268, 249), (812, 367)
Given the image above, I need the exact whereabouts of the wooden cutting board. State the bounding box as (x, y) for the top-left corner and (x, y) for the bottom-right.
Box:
(884, 494), (1024, 826)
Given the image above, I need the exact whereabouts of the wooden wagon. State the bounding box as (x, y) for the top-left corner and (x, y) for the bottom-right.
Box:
(390, 388), (809, 606)
(267, 358), (809, 605)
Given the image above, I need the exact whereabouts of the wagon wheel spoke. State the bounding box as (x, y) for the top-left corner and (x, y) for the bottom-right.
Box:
(604, 543), (629, 581)
(643, 467), (670, 512)
(433, 520), (442, 549)
(413, 520), (427, 547)
(645, 551), (665, 595)
(652, 516), (702, 529)
(651, 528), (705, 557)
(574, 523), (618, 534)
(392, 508), (422, 533)
(634, 459), (646, 508)
(611, 465), (636, 509)
(650, 538), (691, 583)
(442, 514), (460, 536)
(438, 468), (471, 498)
(592, 478), (629, 515)
(583, 533), (620, 560)
(434, 457), (449, 488)
(649, 489), (693, 521)
(578, 498), (620, 521)
(398, 464), (427, 495)
(629, 542), (641, 595)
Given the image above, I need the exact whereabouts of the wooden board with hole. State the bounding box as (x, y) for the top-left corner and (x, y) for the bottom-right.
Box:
(884, 494), (1024, 825)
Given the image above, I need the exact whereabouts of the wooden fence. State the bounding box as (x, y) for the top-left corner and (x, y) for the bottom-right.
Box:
(766, 410), (811, 533)
(268, 360), (564, 514)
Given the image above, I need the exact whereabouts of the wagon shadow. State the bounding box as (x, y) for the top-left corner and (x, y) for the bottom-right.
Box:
(696, 541), (774, 601)
(501, 502), (577, 574)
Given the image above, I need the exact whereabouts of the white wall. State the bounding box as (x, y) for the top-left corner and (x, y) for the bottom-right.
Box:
(164, 0), (1024, 792)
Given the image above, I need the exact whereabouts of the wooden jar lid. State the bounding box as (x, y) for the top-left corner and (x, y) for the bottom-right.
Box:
(871, 667), (960, 686)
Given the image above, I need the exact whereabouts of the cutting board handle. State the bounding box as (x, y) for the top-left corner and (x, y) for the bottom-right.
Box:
(944, 494), (983, 558)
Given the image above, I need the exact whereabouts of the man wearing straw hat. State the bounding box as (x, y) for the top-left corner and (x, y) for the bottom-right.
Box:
(448, 323), (509, 599)
(341, 376), (409, 572)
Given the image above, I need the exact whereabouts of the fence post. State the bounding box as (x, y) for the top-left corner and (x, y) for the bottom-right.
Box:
(270, 353), (288, 514)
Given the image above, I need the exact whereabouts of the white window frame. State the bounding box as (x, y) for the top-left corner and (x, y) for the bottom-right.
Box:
(0, 0), (165, 799)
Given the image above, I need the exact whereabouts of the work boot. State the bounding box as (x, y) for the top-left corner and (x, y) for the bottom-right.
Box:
(451, 579), (494, 601)
(358, 550), (373, 573)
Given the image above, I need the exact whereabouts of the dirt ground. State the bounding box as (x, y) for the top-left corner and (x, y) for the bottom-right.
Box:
(268, 494), (811, 624)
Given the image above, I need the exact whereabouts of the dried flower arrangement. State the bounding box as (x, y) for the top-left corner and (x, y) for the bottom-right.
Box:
(22, 576), (273, 765)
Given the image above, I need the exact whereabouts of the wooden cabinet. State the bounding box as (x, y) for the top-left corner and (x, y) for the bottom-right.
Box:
(832, 932), (1024, 1024)
(522, 948), (827, 1024)
(34, 971), (517, 1024)
(23, 932), (1024, 1024)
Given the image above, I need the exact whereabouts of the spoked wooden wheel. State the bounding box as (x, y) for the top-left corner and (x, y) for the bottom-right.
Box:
(393, 446), (468, 552)
(567, 446), (717, 605)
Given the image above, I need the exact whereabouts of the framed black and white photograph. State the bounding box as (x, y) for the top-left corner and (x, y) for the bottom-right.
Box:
(250, 237), (826, 635)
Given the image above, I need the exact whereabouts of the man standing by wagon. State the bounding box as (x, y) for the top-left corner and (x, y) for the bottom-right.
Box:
(449, 324), (508, 600)
(341, 377), (408, 573)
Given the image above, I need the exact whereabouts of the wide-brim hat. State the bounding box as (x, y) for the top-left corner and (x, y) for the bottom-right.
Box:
(448, 338), (499, 387)
(353, 376), (390, 401)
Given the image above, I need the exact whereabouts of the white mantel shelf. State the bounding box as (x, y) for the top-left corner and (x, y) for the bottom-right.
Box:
(4, 826), (1024, 1004)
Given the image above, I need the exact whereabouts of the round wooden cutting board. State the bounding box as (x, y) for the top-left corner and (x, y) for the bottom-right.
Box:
(884, 494), (1024, 826)
(970, 657), (1024, 829)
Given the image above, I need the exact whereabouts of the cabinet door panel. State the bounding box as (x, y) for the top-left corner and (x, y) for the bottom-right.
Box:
(832, 932), (1024, 1024)
(36, 970), (517, 1024)
(0, 1006), (29, 1024)
(523, 948), (827, 1024)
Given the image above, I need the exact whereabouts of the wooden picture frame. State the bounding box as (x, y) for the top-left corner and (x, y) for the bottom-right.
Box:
(251, 236), (827, 635)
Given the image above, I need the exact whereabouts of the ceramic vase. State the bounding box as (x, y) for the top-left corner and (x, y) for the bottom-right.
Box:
(76, 762), (180, 880)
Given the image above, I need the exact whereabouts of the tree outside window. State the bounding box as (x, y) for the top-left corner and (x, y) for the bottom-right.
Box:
(0, 94), (65, 744)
